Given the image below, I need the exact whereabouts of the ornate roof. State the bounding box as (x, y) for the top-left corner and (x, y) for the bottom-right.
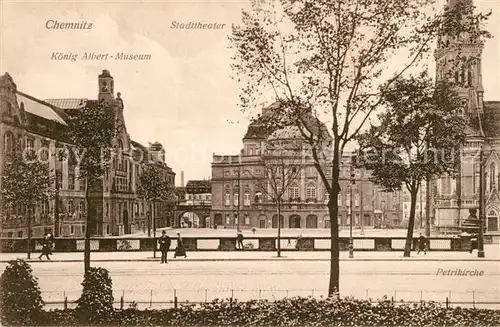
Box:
(44, 98), (88, 110)
(243, 102), (331, 142)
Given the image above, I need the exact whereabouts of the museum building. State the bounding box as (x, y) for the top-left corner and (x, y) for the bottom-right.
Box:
(0, 70), (175, 238)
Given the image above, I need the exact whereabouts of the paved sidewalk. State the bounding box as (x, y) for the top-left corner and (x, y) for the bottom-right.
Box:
(2, 244), (499, 263)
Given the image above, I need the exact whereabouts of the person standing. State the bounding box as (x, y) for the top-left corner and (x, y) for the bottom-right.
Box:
(158, 230), (171, 264)
(174, 232), (187, 258)
(237, 230), (244, 250)
(417, 233), (427, 255)
(38, 232), (53, 260)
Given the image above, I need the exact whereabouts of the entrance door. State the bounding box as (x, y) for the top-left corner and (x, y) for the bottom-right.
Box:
(123, 210), (129, 234)
(289, 215), (301, 228)
(272, 215), (284, 228)
(487, 209), (499, 232)
(306, 215), (318, 228)
(214, 214), (223, 226)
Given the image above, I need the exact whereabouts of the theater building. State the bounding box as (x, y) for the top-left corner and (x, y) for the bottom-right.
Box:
(0, 70), (175, 238)
(211, 103), (401, 230)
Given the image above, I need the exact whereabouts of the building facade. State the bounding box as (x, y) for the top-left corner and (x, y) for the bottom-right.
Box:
(0, 70), (175, 238)
(431, 0), (500, 233)
(211, 103), (402, 230)
(180, 180), (212, 228)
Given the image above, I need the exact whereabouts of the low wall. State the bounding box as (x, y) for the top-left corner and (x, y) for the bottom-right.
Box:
(0, 236), (472, 253)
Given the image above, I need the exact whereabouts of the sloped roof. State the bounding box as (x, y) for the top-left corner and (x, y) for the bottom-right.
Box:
(244, 102), (331, 142)
(44, 98), (88, 110)
(16, 92), (67, 125)
(482, 101), (500, 138)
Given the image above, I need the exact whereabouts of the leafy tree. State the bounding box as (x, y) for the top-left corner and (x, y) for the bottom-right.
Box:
(137, 164), (174, 237)
(1, 152), (51, 258)
(75, 266), (114, 324)
(357, 73), (468, 257)
(253, 129), (304, 257)
(65, 101), (118, 273)
(229, 0), (489, 295)
(0, 259), (44, 325)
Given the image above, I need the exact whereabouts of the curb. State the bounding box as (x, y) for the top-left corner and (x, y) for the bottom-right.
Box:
(2, 258), (500, 263)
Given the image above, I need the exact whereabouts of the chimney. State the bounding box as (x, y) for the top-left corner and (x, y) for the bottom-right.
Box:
(181, 171), (185, 187)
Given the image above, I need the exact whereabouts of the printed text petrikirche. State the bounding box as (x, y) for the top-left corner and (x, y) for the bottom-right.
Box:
(50, 52), (152, 61)
(436, 268), (485, 276)
(46, 20), (93, 30)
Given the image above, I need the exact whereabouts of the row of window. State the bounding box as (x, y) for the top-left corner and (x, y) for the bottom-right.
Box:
(224, 214), (251, 225)
(187, 194), (211, 201)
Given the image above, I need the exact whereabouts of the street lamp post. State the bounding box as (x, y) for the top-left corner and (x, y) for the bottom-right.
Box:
(360, 169), (364, 236)
(478, 148), (485, 258)
(349, 160), (355, 258)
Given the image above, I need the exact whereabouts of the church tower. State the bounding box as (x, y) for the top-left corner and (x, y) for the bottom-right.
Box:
(98, 69), (114, 103)
(432, 0), (486, 228)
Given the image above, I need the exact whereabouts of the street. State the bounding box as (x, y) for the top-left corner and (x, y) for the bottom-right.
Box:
(4, 259), (498, 310)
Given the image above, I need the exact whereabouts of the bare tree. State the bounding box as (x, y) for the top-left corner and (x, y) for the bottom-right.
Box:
(230, 0), (489, 295)
(253, 129), (305, 257)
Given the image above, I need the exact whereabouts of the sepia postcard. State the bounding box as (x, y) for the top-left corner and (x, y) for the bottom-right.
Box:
(0, 0), (499, 326)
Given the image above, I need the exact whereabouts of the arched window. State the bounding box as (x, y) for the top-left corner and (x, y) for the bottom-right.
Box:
(225, 187), (231, 206)
(490, 163), (496, 191)
(233, 186), (239, 206)
(254, 190), (263, 204)
(4, 132), (14, 153)
(134, 203), (139, 216)
(79, 201), (85, 219)
(467, 68), (473, 87)
(289, 183), (299, 199)
(16, 134), (22, 152)
(244, 188), (251, 206)
(306, 184), (316, 200)
(68, 200), (74, 214)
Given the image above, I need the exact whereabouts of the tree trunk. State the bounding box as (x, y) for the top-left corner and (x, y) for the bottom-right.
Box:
(328, 162), (341, 296)
(403, 188), (419, 257)
(277, 200), (281, 257)
(425, 177), (431, 237)
(27, 212), (32, 259)
(153, 201), (157, 258)
(84, 179), (91, 274)
(147, 203), (151, 237)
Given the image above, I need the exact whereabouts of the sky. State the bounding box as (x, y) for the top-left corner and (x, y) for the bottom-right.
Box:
(1, 0), (499, 185)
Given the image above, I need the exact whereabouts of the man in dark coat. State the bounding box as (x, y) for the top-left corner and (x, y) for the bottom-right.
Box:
(237, 230), (244, 250)
(417, 233), (427, 255)
(38, 232), (53, 260)
(158, 230), (171, 263)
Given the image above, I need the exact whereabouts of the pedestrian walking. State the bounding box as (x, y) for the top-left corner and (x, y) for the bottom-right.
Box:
(417, 233), (427, 255)
(174, 232), (187, 258)
(38, 232), (53, 260)
(158, 230), (171, 263)
(237, 230), (244, 250)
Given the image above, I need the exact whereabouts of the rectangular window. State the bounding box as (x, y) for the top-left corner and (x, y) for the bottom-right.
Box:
(354, 193), (359, 207)
(225, 193), (230, 206)
(244, 193), (250, 206)
(234, 214), (238, 225)
(244, 214), (250, 225)
(225, 214), (230, 225)
(234, 193), (239, 206)
(70, 225), (74, 235)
